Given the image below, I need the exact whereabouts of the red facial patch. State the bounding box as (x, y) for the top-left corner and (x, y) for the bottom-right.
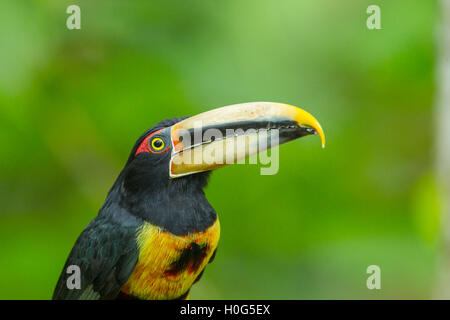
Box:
(135, 128), (171, 156)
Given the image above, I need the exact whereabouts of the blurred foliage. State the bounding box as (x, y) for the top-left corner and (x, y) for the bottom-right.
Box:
(0, 0), (438, 299)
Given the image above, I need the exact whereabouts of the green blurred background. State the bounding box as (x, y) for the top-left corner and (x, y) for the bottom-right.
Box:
(0, 0), (439, 299)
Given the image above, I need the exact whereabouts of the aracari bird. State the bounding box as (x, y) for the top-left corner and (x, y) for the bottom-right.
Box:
(53, 102), (325, 300)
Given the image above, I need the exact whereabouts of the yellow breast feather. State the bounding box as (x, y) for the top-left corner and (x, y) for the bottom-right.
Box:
(121, 218), (220, 299)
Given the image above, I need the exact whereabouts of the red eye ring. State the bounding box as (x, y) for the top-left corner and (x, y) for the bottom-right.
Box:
(135, 128), (171, 156)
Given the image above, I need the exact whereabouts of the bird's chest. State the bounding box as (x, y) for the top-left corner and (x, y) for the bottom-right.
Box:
(121, 218), (220, 299)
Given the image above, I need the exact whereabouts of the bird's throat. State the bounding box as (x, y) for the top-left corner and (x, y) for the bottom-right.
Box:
(117, 170), (217, 236)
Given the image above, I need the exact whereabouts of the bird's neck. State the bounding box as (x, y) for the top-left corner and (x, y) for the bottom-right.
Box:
(103, 170), (217, 236)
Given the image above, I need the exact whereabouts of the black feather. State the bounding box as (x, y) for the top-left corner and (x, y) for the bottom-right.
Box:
(53, 117), (217, 300)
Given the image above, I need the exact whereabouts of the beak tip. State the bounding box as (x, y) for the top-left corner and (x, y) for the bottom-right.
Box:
(314, 126), (325, 149)
(320, 133), (326, 148)
(292, 104), (325, 149)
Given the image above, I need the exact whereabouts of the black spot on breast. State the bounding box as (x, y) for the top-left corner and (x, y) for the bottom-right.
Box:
(165, 243), (208, 276)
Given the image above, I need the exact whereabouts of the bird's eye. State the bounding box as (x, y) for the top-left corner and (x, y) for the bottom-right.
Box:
(150, 137), (165, 151)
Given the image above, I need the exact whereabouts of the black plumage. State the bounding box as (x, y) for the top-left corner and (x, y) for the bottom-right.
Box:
(53, 117), (216, 300)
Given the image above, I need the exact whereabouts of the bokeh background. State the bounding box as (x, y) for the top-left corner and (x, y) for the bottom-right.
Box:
(0, 0), (440, 299)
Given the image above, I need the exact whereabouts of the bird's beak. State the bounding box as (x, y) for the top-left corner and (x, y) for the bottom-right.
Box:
(168, 102), (325, 178)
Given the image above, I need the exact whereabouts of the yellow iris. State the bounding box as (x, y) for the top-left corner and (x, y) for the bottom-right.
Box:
(151, 137), (165, 151)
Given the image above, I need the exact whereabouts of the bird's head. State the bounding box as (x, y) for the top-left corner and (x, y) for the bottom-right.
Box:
(122, 102), (325, 192)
